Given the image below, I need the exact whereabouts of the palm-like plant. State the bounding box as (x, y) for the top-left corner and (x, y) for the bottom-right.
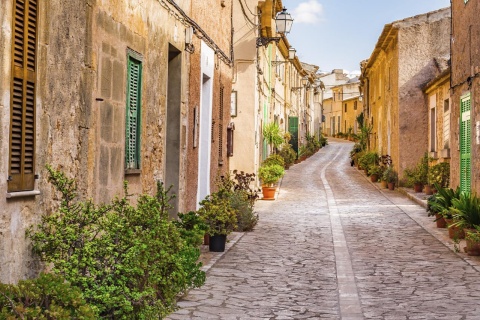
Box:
(451, 192), (480, 229)
(428, 183), (462, 219)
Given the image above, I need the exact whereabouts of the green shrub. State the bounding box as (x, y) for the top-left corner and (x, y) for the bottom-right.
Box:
(216, 171), (259, 232)
(403, 152), (429, 187)
(451, 193), (480, 229)
(358, 151), (379, 171)
(429, 162), (450, 187)
(198, 192), (238, 236)
(27, 165), (205, 318)
(278, 143), (297, 168)
(262, 154), (285, 168)
(258, 164), (284, 186)
(0, 273), (97, 319)
(174, 211), (208, 247)
(263, 122), (284, 151)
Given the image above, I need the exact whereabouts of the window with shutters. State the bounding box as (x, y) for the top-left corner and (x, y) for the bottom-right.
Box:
(218, 86), (224, 165)
(8, 0), (38, 192)
(460, 93), (471, 193)
(125, 50), (143, 170)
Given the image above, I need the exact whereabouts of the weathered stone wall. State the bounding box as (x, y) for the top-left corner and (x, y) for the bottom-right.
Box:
(184, 0), (233, 210)
(0, 0), (194, 283)
(397, 9), (450, 177)
(450, 1), (480, 192)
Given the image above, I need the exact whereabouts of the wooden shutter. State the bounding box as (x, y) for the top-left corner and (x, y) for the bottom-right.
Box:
(125, 54), (142, 170)
(8, 0), (38, 192)
(460, 93), (471, 193)
(288, 117), (299, 155)
(218, 86), (224, 161)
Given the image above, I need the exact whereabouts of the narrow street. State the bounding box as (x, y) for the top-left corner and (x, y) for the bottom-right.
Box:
(168, 139), (480, 320)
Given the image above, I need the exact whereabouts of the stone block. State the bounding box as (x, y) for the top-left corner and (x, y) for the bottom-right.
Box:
(100, 102), (113, 142)
(99, 145), (109, 186)
(100, 56), (112, 99)
(112, 59), (124, 101)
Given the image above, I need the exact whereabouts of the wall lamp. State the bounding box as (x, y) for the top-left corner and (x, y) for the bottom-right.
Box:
(271, 48), (296, 66)
(291, 77), (309, 92)
(256, 7), (294, 47)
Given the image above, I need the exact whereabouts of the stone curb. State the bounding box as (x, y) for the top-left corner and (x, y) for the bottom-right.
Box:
(199, 231), (245, 273)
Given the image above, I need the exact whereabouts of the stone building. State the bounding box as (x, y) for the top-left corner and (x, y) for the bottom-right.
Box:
(319, 69), (349, 136)
(0, 0), (231, 283)
(230, 0), (309, 184)
(450, 0), (480, 193)
(359, 7), (451, 178)
(184, 1), (233, 210)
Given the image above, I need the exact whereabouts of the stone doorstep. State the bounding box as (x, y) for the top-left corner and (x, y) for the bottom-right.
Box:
(356, 167), (480, 270)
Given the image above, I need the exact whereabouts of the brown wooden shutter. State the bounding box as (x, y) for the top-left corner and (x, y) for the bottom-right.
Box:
(218, 86), (224, 161)
(9, 0), (37, 192)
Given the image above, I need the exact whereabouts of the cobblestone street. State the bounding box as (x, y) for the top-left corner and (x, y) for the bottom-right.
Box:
(167, 139), (480, 320)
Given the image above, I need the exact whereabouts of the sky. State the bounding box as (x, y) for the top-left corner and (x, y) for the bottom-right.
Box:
(280, 0), (451, 76)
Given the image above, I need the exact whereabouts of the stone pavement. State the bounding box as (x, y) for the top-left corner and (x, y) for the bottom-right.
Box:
(167, 139), (480, 320)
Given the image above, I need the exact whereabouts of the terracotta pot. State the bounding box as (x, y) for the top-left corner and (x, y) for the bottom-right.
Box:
(435, 214), (447, 228)
(262, 186), (276, 200)
(380, 180), (388, 189)
(465, 229), (480, 256)
(370, 174), (379, 183)
(387, 182), (395, 190)
(445, 219), (465, 239)
(203, 234), (210, 245)
(413, 183), (424, 193)
(424, 184), (434, 195)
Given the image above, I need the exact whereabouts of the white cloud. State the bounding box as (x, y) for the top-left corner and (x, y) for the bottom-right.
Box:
(292, 0), (324, 24)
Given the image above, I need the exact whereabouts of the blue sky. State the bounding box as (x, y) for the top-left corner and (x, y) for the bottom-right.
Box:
(281, 0), (451, 75)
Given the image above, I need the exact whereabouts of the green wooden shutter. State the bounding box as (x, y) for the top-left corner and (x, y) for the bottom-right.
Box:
(125, 54), (142, 170)
(460, 93), (471, 193)
(9, 0), (37, 192)
(288, 116), (299, 156)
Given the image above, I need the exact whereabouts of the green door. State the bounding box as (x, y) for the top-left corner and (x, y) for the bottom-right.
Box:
(460, 93), (471, 193)
(288, 117), (299, 156)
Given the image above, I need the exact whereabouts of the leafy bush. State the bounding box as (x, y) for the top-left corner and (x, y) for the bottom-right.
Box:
(278, 143), (297, 168)
(27, 165), (205, 318)
(262, 154), (285, 168)
(358, 151), (379, 171)
(258, 164), (284, 186)
(403, 152), (429, 187)
(0, 273), (97, 319)
(174, 211), (208, 247)
(216, 171), (259, 232)
(198, 192), (238, 236)
(382, 166), (397, 183)
(429, 162), (450, 187)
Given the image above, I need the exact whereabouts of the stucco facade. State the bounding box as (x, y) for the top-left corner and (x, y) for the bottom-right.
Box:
(0, 0), (231, 283)
(424, 67), (451, 166)
(360, 8), (451, 179)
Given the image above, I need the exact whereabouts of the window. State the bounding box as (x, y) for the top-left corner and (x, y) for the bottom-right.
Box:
(8, 0), (38, 192)
(443, 99), (450, 149)
(429, 94), (436, 152)
(344, 103), (347, 113)
(125, 50), (143, 170)
(354, 101), (357, 110)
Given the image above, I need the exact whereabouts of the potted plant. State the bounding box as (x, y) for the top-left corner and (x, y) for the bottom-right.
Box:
(383, 166), (397, 190)
(430, 183), (462, 239)
(263, 122), (284, 154)
(258, 163), (284, 200)
(197, 193), (238, 252)
(358, 151), (379, 176)
(450, 193), (480, 242)
(426, 193), (447, 228)
(368, 165), (383, 183)
(465, 225), (480, 256)
(403, 152), (429, 192)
